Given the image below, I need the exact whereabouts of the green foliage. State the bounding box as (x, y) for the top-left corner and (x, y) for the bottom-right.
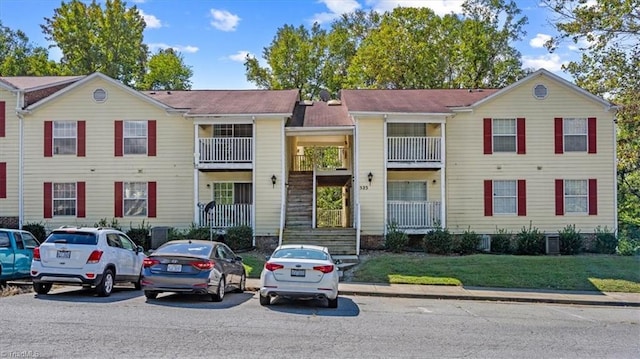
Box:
(515, 224), (545, 255)
(423, 227), (453, 255)
(455, 227), (481, 255)
(617, 237), (640, 256)
(139, 48), (193, 90)
(0, 20), (61, 76)
(491, 228), (513, 254)
(224, 225), (253, 251)
(167, 224), (211, 241)
(594, 226), (617, 254)
(385, 222), (408, 253)
(22, 222), (47, 243)
(94, 218), (122, 231)
(126, 220), (151, 249)
(558, 224), (583, 255)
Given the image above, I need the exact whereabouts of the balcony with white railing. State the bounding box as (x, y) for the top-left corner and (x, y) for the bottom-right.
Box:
(292, 147), (350, 172)
(387, 201), (441, 231)
(387, 137), (442, 168)
(199, 204), (252, 229)
(198, 137), (252, 169)
(317, 208), (344, 228)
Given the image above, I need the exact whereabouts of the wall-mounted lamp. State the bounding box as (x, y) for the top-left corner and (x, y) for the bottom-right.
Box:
(432, 179), (437, 184)
(271, 174), (277, 188)
(367, 172), (373, 185)
(206, 183), (211, 189)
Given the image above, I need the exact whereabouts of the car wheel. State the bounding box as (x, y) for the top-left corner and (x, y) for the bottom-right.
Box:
(235, 272), (246, 293)
(211, 277), (225, 302)
(133, 272), (142, 290)
(144, 291), (158, 299)
(33, 283), (52, 295)
(328, 296), (338, 309)
(259, 294), (270, 306)
(96, 269), (114, 297)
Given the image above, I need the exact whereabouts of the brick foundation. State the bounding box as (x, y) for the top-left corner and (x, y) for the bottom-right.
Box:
(0, 217), (19, 229)
(254, 236), (279, 253)
(360, 235), (385, 250)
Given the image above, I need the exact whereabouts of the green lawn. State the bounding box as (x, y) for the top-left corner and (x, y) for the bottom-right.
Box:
(240, 252), (266, 278)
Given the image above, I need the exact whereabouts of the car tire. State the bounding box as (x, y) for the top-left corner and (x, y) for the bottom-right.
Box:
(33, 283), (52, 295)
(96, 269), (114, 297)
(211, 278), (225, 302)
(133, 272), (142, 290)
(328, 296), (338, 309)
(144, 291), (158, 299)
(235, 272), (246, 293)
(259, 294), (270, 306)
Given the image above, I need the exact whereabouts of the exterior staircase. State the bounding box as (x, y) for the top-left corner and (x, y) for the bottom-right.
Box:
(285, 171), (313, 227)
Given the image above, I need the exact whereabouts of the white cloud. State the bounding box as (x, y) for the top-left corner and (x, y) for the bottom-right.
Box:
(229, 51), (252, 62)
(529, 33), (552, 48)
(210, 9), (240, 31)
(522, 54), (567, 72)
(367, 0), (464, 16)
(311, 0), (361, 24)
(139, 10), (162, 29)
(148, 43), (199, 54)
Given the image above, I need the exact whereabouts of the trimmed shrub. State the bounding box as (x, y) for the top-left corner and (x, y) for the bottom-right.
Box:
(515, 224), (545, 255)
(423, 227), (453, 255)
(617, 237), (640, 256)
(385, 222), (408, 253)
(594, 226), (617, 254)
(22, 222), (47, 243)
(94, 218), (122, 231)
(456, 227), (480, 255)
(224, 225), (253, 251)
(558, 224), (583, 255)
(126, 221), (151, 249)
(491, 228), (513, 254)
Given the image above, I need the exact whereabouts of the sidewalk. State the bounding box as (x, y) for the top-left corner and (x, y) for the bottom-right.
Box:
(246, 278), (640, 307)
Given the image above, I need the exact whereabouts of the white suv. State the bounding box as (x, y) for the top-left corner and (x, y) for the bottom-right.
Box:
(31, 226), (146, 297)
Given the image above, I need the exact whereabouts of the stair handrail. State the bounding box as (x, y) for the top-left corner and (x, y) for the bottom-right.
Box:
(355, 202), (361, 255)
(279, 179), (287, 246)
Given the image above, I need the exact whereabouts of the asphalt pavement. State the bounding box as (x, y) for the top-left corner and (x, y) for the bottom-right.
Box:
(246, 278), (640, 307)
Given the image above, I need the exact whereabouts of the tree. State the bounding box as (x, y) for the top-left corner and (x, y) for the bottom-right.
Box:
(0, 20), (61, 76)
(543, 0), (640, 230)
(140, 48), (193, 90)
(41, 0), (148, 87)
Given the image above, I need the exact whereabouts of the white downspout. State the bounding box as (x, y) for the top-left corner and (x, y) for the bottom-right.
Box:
(383, 114), (388, 235)
(193, 124), (199, 225)
(252, 116), (257, 246)
(353, 116), (360, 255)
(279, 116), (286, 246)
(16, 91), (24, 229)
(440, 121), (446, 229)
(613, 115), (618, 236)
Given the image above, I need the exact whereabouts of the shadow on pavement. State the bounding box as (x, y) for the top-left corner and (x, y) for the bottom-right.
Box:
(259, 295), (360, 317)
(34, 286), (142, 303)
(143, 291), (253, 309)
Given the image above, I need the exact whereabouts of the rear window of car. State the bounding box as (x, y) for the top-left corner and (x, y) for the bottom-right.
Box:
(45, 232), (98, 245)
(272, 248), (328, 260)
(154, 243), (212, 257)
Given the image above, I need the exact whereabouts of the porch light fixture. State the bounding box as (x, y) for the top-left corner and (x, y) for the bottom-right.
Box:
(271, 174), (277, 188)
(367, 172), (373, 185)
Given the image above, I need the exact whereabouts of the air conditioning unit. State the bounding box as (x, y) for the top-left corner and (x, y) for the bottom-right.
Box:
(150, 226), (170, 249)
(546, 235), (560, 255)
(478, 234), (491, 252)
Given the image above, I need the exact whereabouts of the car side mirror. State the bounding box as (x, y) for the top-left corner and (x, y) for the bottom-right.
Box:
(136, 246), (144, 253)
(235, 256), (243, 262)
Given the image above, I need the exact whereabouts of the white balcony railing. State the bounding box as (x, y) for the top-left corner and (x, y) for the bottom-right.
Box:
(199, 137), (252, 163)
(387, 137), (441, 162)
(387, 201), (441, 229)
(317, 208), (343, 228)
(199, 204), (252, 229)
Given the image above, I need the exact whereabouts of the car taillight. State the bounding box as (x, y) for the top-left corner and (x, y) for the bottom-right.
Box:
(33, 247), (41, 261)
(313, 265), (334, 274)
(265, 262), (284, 271)
(191, 260), (214, 270)
(86, 250), (103, 264)
(143, 258), (160, 268)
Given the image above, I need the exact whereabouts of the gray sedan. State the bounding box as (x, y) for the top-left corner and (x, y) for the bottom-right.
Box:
(141, 240), (246, 302)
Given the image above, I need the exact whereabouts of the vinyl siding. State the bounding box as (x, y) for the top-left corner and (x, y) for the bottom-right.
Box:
(356, 116), (385, 235)
(0, 90), (18, 216)
(21, 77), (194, 231)
(254, 118), (283, 237)
(446, 77), (616, 234)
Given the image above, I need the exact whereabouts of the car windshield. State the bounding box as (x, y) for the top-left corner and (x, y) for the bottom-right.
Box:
(45, 232), (98, 245)
(271, 248), (328, 260)
(154, 243), (212, 257)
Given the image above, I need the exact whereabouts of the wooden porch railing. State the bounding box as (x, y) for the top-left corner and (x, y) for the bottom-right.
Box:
(199, 204), (252, 228)
(317, 208), (343, 228)
(387, 201), (441, 229)
(198, 138), (252, 163)
(387, 137), (441, 162)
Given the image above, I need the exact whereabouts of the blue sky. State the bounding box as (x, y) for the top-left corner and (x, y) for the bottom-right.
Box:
(0, 0), (580, 89)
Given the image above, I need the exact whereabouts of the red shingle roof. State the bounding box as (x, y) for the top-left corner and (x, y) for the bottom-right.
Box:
(0, 76), (85, 90)
(288, 101), (353, 127)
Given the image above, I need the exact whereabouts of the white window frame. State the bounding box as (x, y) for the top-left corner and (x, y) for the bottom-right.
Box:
(124, 182), (148, 216)
(563, 118), (587, 152)
(492, 119), (516, 153)
(213, 124), (252, 138)
(493, 180), (517, 215)
(53, 121), (77, 155)
(564, 179), (588, 214)
(123, 121), (148, 155)
(53, 182), (76, 216)
(387, 181), (428, 202)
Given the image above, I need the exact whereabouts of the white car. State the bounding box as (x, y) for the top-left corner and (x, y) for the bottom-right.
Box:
(259, 244), (340, 308)
(31, 226), (146, 297)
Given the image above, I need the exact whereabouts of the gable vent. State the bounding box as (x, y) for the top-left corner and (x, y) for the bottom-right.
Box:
(93, 88), (107, 102)
(533, 84), (548, 100)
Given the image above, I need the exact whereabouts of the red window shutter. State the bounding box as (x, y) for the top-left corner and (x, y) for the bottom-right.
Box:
(148, 120), (156, 156)
(0, 162), (6, 198)
(115, 120), (123, 157)
(554, 118), (563, 154)
(517, 179), (526, 216)
(483, 118), (492, 154)
(115, 181), (123, 217)
(517, 118), (526, 154)
(44, 182), (53, 218)
(484, 180), (493, 216)
(44, 121), (53, 157)
(0, 101), (5, 137)
(148, 181), (157, 217)
(555, 179), (564, 215)
(77, 121), (86, 157)
(588, 117), (597, 154)
(588, 179), (597, 215)
(77, 182), (86, 218)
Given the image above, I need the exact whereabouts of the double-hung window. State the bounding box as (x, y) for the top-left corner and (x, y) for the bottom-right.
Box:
(124, 121), (148, 155)
(492, 119), (516, 152)
(53, 121), (77, 155)
(387, 181), (427, 202)
(493, 180), (517, 214)
(213, 124), (252, 138)
(53, 183), (76, 216)
(124, 182), (148, 216)
(563, 118), (587, 152)
(564, 180), (588, 213)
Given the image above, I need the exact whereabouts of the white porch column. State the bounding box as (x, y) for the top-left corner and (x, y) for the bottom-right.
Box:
(440, 122), (446, 228)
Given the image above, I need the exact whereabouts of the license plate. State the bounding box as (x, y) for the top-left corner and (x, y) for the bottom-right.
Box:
(291, 269), (305, 277)
(56, 250), (71, 259)
(167, 264), (182, 272)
